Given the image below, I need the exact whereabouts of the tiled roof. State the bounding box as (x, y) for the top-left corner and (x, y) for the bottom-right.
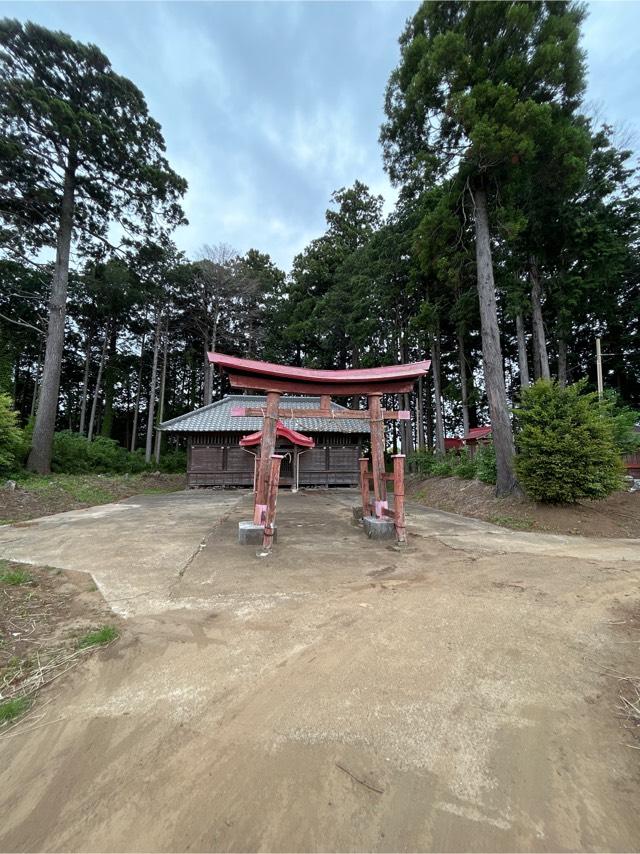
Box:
(159, 395), (370, 434)
(466, 426), (492, 440)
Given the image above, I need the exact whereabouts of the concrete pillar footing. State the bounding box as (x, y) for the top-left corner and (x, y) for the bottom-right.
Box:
(238, 521), (277, 545)
(362, 516), (396, 541)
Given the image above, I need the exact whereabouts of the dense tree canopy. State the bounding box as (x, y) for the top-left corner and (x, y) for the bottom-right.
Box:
(0, 8), (638, 492)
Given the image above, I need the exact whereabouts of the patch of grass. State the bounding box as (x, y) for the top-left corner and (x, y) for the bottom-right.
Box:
(139, 485), (175, 495)
(77, 625), (118, 649)
(59, 482), (114, 504)
(0, 696), (31, 723)
(489, 514), (534, 531)
(0, 566), (33, 585)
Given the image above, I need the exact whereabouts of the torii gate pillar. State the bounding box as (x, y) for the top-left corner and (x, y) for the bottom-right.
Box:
(253, 390), (280, 525)
(368, 393), (387, 517)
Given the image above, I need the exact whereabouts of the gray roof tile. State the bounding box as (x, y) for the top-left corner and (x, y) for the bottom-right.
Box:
(159, 395), (370, 434)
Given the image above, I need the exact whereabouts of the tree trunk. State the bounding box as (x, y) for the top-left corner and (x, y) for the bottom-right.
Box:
(515, 313), (530, 390)
(79, 334), (91, 435)
(87, 326), (109, 442)
(457, 330), (470, 438)
(429, 331), (445, 454)
(130, 331), (146, 453)
(27, 150), (76, 472)
(154, 322), (169, 463)
(425, 370), (434, 451)
(30, 346), (42, 419)
(531, 317), (541, 381)
(473, 186), (519, 496)
(557, 337), (567, 388)
(417, 376), (425, 451)
(530, 257), (550, 381)
(402, 391), (413, 453)
(202, 335), (212, 406)
(100, 323), (118, 438)
(145, 309), (162, 464)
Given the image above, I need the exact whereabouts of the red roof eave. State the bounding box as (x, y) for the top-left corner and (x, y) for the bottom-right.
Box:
(465, 427), (492, 441)
(239, 421), (315, 448)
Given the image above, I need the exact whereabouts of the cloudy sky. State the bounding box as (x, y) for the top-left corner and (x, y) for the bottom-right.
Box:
(2, 1), (639, 270)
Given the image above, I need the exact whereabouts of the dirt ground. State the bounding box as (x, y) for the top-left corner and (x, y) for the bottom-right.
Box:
(409, 475), (640, 538)
(0, 490), (639, 852)
(0, 562), (119, 718)
(0, 473), (185, 523)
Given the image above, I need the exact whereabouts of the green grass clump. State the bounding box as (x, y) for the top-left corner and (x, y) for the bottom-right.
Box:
(0, 566), (33, 585)
(77, 625), (118, 649)
(490, 514), (534, 530)
(0, 696), (31, 723)
(58, 480), (114, 504)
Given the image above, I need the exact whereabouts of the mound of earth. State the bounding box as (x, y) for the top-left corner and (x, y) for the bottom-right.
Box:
(408, 475), (640, 538)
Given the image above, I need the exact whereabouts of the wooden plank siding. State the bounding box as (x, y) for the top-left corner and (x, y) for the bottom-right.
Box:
(186, 432), (365, 488)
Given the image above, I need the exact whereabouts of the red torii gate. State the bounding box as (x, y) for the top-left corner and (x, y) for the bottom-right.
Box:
(209, 353), (430, 547)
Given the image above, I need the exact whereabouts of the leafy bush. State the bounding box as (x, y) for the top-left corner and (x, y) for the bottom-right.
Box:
(515, 380), (623, 503)
(409, 449), (440, 476)
(51, 431), (148, 474)
(0, 393), (24, 475)
(410, 447), (478, 480)
(156, 448), (187, 473)
(602, 392), (640, 456)
(431, 457), (455, 477)
(455, 448), (477, 480)
(475, 443), (497, 485)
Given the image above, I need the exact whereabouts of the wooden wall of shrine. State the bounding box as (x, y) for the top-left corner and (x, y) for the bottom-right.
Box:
(186, 432), (365, 489)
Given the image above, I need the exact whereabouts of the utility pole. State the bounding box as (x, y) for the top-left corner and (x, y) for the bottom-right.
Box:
(596, 337), (604, 400)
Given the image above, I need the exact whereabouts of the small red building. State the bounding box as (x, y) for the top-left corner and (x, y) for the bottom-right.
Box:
(464, 426), (492, 456)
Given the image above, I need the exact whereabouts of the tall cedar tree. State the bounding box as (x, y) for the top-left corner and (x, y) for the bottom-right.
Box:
(0, 20), (187, 472)
(381, 1), (586, 495)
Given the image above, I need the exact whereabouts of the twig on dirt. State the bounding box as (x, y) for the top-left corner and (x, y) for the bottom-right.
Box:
(335, 761), (384, 794)
(0, 715), (68, 740)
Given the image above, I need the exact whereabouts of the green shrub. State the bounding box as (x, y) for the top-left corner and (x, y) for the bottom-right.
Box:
(475, 443), (497, 485)
(410, 447), (478, 480)
(408, 449), (439, 476)
(51, 432), (148, 474)
(157, 448), (187, 473)
(602, 392), (640, 456)
(515, 380), (623, 503)
(0, 394), (24, 475)
(451, 447), (476, 479)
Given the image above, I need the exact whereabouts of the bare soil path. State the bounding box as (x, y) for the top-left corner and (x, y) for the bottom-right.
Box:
(0, 490), (638, 852)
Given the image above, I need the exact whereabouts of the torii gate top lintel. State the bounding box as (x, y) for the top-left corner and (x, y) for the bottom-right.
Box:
(208, 352), (430, 395)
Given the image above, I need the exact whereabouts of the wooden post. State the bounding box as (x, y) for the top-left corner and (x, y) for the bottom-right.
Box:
(392, 454), (407, 544)
(263, 454), (283, 550)
(320, 394), (331, 411)
(359, 457), (370, 517)
(254, 390), (280, 524)
(368, 392), (387, 518)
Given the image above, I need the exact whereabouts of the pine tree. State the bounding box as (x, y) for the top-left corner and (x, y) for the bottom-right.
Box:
(381, 0), (586, 495)
(0, 20), (187, 472)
